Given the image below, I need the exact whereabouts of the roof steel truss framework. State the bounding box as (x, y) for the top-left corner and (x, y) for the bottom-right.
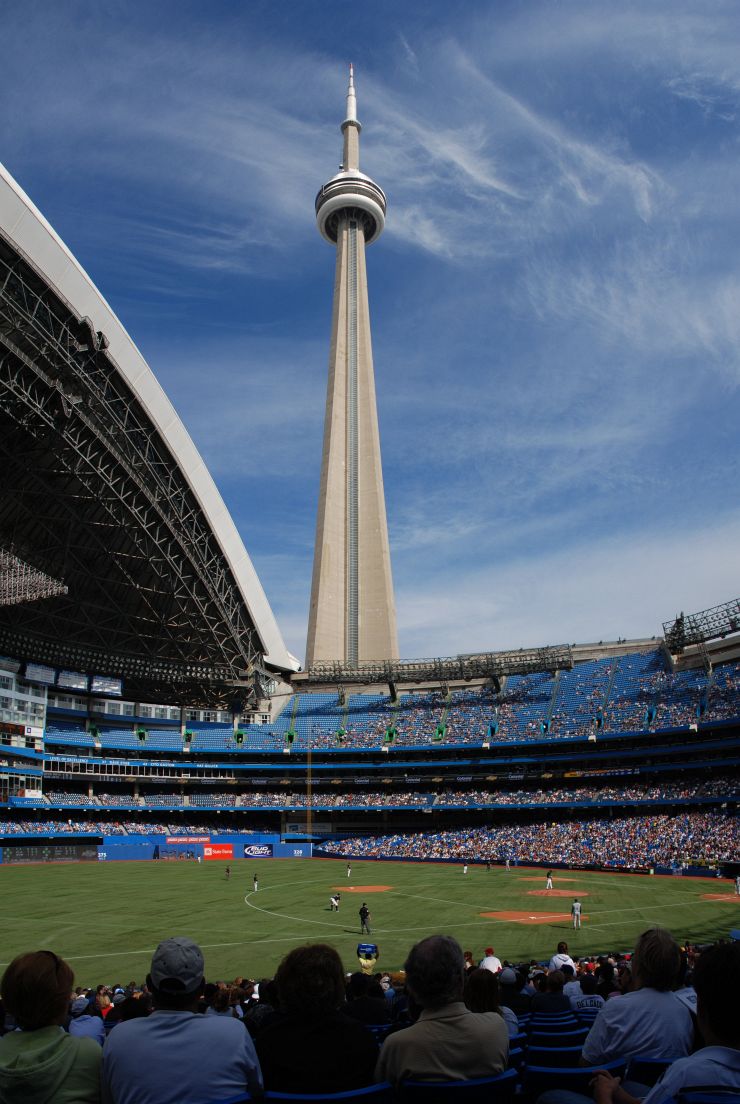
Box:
(301, 644), (574, 688)
(663, 598), (740, 653)
(0, 236), (262, 705)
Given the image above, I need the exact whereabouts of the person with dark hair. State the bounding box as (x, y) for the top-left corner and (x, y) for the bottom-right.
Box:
(498, 966), (533, 1018)
(463, 967), (519, 1037)
(580, 927), (693, 1066)
(596, 959), (619, 1000)
(590, 941), (740, 1104)
(550, 941), (576, 972)
(570, 971), (605, 1014)
(255, 943), (377, 1092)
(101, 936), (262, 1104)
(532, 970), (571, 1013)
(345, 973), (392, 1026)
(0, 949), (102, 1103)
(375, 934), (508, 1085)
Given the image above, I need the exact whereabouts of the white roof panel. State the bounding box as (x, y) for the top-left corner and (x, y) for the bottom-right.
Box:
(0, 161), (297, 673)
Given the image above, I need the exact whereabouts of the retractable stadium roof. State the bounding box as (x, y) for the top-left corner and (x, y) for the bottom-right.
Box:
(0, 163), (298, 706)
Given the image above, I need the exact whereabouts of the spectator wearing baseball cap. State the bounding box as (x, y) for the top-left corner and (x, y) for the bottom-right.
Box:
(498, 966), (533, 1018)
(102, 936), (262, 1104)
(69, 994), (106, 1047)
(479, 947), (502, 973)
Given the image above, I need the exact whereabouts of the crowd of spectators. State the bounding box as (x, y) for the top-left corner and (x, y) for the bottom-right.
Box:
(320, 811), (739, 868)
(1, 930), (738, 1103)
(11, 775), (736, 820)
(1, 807), (737, 871)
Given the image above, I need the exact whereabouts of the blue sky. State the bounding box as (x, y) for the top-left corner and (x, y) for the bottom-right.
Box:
(2, 0), (739, 663)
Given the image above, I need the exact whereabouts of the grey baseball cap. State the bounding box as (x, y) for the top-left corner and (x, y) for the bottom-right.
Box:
(149, 936), (204, 994)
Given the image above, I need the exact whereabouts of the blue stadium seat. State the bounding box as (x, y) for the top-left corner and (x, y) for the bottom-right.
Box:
(526, 1045), (585, 1068)
(400, 1067), (518, 1104)
(676, 1094), (740, 1104)
(627, 1056), (680, 1087)
(522, 1058), (627, 1099)
(265, 1085), (395, 1104)
(528, 1029), (588, 1048)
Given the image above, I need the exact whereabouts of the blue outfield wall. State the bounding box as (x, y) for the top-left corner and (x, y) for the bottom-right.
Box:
(97, 834), (312, 861)
(0, 834), (312, 863)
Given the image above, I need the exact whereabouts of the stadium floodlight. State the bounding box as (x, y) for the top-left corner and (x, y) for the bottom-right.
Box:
(663, 597), (740, 653)
(0, 548), (67, 607)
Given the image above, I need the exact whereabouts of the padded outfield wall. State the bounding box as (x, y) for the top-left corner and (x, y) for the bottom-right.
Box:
(0, 834), (312, 863)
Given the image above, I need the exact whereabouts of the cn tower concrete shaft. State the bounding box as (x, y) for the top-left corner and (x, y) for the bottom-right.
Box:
(305, 68), (398, 667)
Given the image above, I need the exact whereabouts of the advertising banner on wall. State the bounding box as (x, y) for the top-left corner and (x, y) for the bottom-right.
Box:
(244, 843), (273, 858)
(203, 844), (233, 861)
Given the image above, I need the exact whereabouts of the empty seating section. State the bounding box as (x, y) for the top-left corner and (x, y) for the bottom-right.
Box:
(188, 724), (234, 750)
(44, 722), (94, 748)
(97, 728), (145, 750)
(139, 728), (184, 751)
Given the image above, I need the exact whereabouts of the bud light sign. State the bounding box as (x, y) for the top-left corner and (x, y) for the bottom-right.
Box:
(244, 844), (273, 858)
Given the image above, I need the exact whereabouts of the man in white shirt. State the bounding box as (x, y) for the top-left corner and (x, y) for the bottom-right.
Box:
(549, 941), (576, 972)
(479, 946), (502, 973)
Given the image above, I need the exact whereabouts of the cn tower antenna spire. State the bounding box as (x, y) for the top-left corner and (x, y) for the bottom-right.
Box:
(306, 68), (398, 667)
(345, 63), (357, 124)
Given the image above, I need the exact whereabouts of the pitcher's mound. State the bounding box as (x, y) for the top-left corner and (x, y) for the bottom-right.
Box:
(700, 893), (738, 902)
(527, 889), (588, 897)
(481, 910), (588, 925)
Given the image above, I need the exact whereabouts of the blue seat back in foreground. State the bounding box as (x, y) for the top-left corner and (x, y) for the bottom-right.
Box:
(523, 1058), (627, 1098)
(526, 1046), (585, 1069)
(627, 1056), (680, 1088)
(400, 1067), (518, 1104)
(265, 1085), (395, 1104)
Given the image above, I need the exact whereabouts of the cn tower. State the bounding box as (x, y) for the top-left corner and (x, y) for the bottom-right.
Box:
(305, 66), (398, 667)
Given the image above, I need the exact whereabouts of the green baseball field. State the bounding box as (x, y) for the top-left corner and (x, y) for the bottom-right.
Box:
(2, 858), (737, 987)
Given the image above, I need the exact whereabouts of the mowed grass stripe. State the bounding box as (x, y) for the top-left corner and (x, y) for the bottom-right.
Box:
(1, 858), (735, 986)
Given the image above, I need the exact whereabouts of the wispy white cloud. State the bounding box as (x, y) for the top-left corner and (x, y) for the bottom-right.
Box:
(395, 513), (740, 658)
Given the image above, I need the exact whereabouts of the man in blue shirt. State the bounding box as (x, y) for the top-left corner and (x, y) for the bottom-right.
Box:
(102, 936), (262, 1104)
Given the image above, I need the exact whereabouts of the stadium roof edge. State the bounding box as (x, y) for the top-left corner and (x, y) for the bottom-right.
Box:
(0, 161), (298, 675)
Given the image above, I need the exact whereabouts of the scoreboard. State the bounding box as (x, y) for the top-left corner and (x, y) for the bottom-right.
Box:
(1, 842), (100, 863)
